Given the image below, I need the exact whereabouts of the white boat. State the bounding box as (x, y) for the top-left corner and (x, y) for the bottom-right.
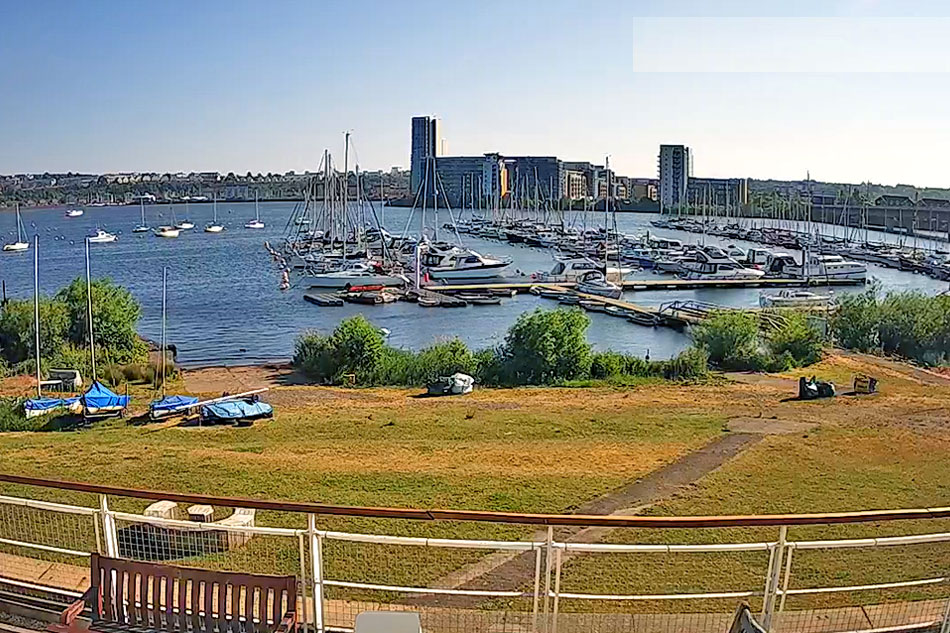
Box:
(306, 262), (406, 289)
(133, 199), (150, 232)
(176, 220), (195, 230)
(427, 249), (512, 280)
(88, 228), (117, 243)
(681, 247), (765, 280)
(3, 204), (29, 252)
(65, 208), (84, 218)
(760, 289), (834, 308)
(245, 192), (265, 229)
(533, 257), (630, 283)
(154, 226), (180, 238)
(576, 270), (623, 299)
(765, 252), (867, 282)
(205, 196), (224, 233)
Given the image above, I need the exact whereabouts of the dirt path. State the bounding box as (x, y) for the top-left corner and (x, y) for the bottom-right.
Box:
(413, 432), (761, 607)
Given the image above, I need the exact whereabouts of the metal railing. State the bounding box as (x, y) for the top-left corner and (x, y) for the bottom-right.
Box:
(1, 475), (949, 633)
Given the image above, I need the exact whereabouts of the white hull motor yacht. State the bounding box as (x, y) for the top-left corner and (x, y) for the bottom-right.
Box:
(765, 252), (867, 282)
(88, 229), (117, 243)
(3, 204), (29, 251)
(533, 257), (631, 283)
(759, 290), (834, 309)
(154, 226), (180, 238)
(427, 249), (512, 280)
(575, 270), (623, 299)
(681, 246), (765, 280)
(307, 262), (407, 289)
(65, 209), (84, 218)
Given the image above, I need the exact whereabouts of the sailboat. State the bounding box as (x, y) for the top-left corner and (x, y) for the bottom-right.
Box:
(3, 203), (30, 252)
(154, 201), (180, 238)
(176, 200), (195, 230)
(245, 192), (265, 229)
(133, 199), (150, 233)
(204, 195), (224, 233)
(149, 267), (198, 420)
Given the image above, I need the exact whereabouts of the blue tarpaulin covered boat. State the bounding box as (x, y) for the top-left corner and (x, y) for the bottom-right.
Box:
(149, 395), (200, 419)
(201, 398), (273, 425)
(72, 381), (129, 418)
(23, 396), (79, 418)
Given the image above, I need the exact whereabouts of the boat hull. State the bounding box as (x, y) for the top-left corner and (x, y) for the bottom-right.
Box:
(308, 275), (405, 289)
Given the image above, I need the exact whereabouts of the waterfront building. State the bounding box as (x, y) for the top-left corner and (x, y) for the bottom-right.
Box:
(410, 116), (442, 195)
(433, 154), (507, 208)
(505, 156), (564, 200)
(687, 177), (749, 209)
(658, 144), (692, 212)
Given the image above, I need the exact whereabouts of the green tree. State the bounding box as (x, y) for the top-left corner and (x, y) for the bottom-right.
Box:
(56, 277), (145, 364)
(832, 289), (881, 353)
(328, 315), (385, 383)
(292, 331), (336, 382)
(499, 308), (592, 384)
(692, 311), (762, 370)
(0, 298), (69, 365)
(413, 338), (476, 384)
(767, 312), (824, 367)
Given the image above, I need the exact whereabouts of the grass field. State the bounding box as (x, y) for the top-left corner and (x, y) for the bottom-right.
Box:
(1, 352), (948, 612)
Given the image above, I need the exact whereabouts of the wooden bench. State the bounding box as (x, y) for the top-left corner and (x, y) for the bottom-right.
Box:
(50, 554), (297, 633)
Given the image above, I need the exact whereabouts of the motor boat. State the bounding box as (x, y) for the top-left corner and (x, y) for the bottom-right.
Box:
(576, 270), (623, 299)
(88, 228), (117, 243)
(306, 261), (407, 289)
(154, 226), (180, 238)
(533, 257), (631, 283)
(65, 208), (84, 218)
(681, 247), (765, 280)
(764, 252), (867, 282)
(427, 249), (512, 280)
(3, 204), (29, 251)
(759, 290), (834, 308)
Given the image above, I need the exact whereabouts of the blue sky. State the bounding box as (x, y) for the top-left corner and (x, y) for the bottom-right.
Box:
(2, 0), (949, 186)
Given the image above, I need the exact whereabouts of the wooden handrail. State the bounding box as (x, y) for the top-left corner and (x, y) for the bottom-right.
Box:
(2, 473), (949, 528)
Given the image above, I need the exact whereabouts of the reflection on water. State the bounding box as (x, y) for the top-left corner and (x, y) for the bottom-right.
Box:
(1, 204), (946, 366)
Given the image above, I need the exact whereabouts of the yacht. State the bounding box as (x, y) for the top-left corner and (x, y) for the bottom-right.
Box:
(88, 228), (117, 243)
(3, 204), (29, 252)
(306, 262), (407, 289)
(65, 208), (84, 218)
(154, 226), (180, 238)
(427, 249), (512, 280)
(176, 219), (195, 230)
(575, 270), (623, 299)
(205, 196), (224, 233)
(759, 289), (834, 308)
(764, 252), (867, 282)
(681, 247), (765, 280)
(533, 257), (630, 283)
(132, 199), (150, 232)
(245, 192), (265, 229)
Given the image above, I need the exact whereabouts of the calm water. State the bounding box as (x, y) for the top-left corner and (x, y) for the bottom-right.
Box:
(1, 203), (947, 366)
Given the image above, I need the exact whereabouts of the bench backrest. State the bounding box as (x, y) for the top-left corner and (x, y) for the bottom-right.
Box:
(90, 554), (297, 633)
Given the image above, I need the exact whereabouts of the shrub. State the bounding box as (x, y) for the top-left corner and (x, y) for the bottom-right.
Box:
(57, 277), (144, 364)
(590, 352), (626, 379)
(767, 312), (824, 366)
(413, 338), (476, 384)
(329, 316), (385, 384)
(498, 308), (592, 385)
(0, 398), (44, 432)
(692, 311), (762, 370)
(661, 346), (709, 380)
(0, 298), (69, 365)
(832, 290), (881, 352)
(48, 343), (92, 378)
(473, 348), (504, 386)
(293, 330), (336, 382)
(372, 347), (418, 385)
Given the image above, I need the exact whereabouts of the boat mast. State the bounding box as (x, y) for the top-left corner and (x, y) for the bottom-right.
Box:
(161, 267), (167, 399)
(84, 238), (97, 381)
(343, 132), (350, 264)
(213, 194), (218, 224)
(33, 235), (41, 398)
(140, 198), (146, 226)
(604, 157), (610, 272)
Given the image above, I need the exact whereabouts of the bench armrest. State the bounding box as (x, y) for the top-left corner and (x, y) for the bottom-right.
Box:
(62, 587), (95, 625)
(276, 611), (296, 633)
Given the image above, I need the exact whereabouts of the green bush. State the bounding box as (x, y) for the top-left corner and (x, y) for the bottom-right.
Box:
(413, 338), (476, 384)
(661, 347), (709, 380)
(0, 398), (46, 432)
(57, 277), (145, 365)
(590, 351), (626, 379)
(497, 308), (592, 385)
(293, 330), (336, 382)
(692, 311), (762, 370)
(473, 348), (504, 386)
(329, 315), (385, 383)
(0, 298), (69, 365)
(372, 347), (418, 385)
(832, 290), (881, 352)
(767, 312), (824, 366)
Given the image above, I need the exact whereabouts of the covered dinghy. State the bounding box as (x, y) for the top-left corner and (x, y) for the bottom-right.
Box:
(68, 381), (129, 418)
(24, 396), (79, 419)
(149, 395), (199, 420)
(200, 397), (273, 426)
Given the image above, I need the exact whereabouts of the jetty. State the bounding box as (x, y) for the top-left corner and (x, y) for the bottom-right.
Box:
(425, 276), (865, 293)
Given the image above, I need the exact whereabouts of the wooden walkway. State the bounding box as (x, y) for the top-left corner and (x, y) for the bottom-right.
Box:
(425, 277), (864, 292)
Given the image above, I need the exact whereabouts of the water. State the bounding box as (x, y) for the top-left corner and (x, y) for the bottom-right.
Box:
(1, 204), (947, 366)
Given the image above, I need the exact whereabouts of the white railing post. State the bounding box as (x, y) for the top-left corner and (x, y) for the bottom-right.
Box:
(761, 525), (787, 631)
(551, 548), (563, 633)
(541, 526), (554, 633)
(308, 514), (325, 633)
(939, 597), (950, 633)
(298, 532), (311, 633)
(99, 494), (119, 557)
(531, 545), (542, 633)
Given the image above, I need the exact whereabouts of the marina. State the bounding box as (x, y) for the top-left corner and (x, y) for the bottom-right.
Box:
(1, 200), (947, 366)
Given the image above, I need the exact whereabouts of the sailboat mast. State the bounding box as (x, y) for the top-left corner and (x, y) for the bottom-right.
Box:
(33, 235), (41, 398)
(161, 267), (167, 399)
(213, 194), (218, 223)
(84, 238), (97, 381)
(343, 132), (350, 263)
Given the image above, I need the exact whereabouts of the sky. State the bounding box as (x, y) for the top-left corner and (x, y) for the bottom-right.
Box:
(2, 0), (950, 187)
